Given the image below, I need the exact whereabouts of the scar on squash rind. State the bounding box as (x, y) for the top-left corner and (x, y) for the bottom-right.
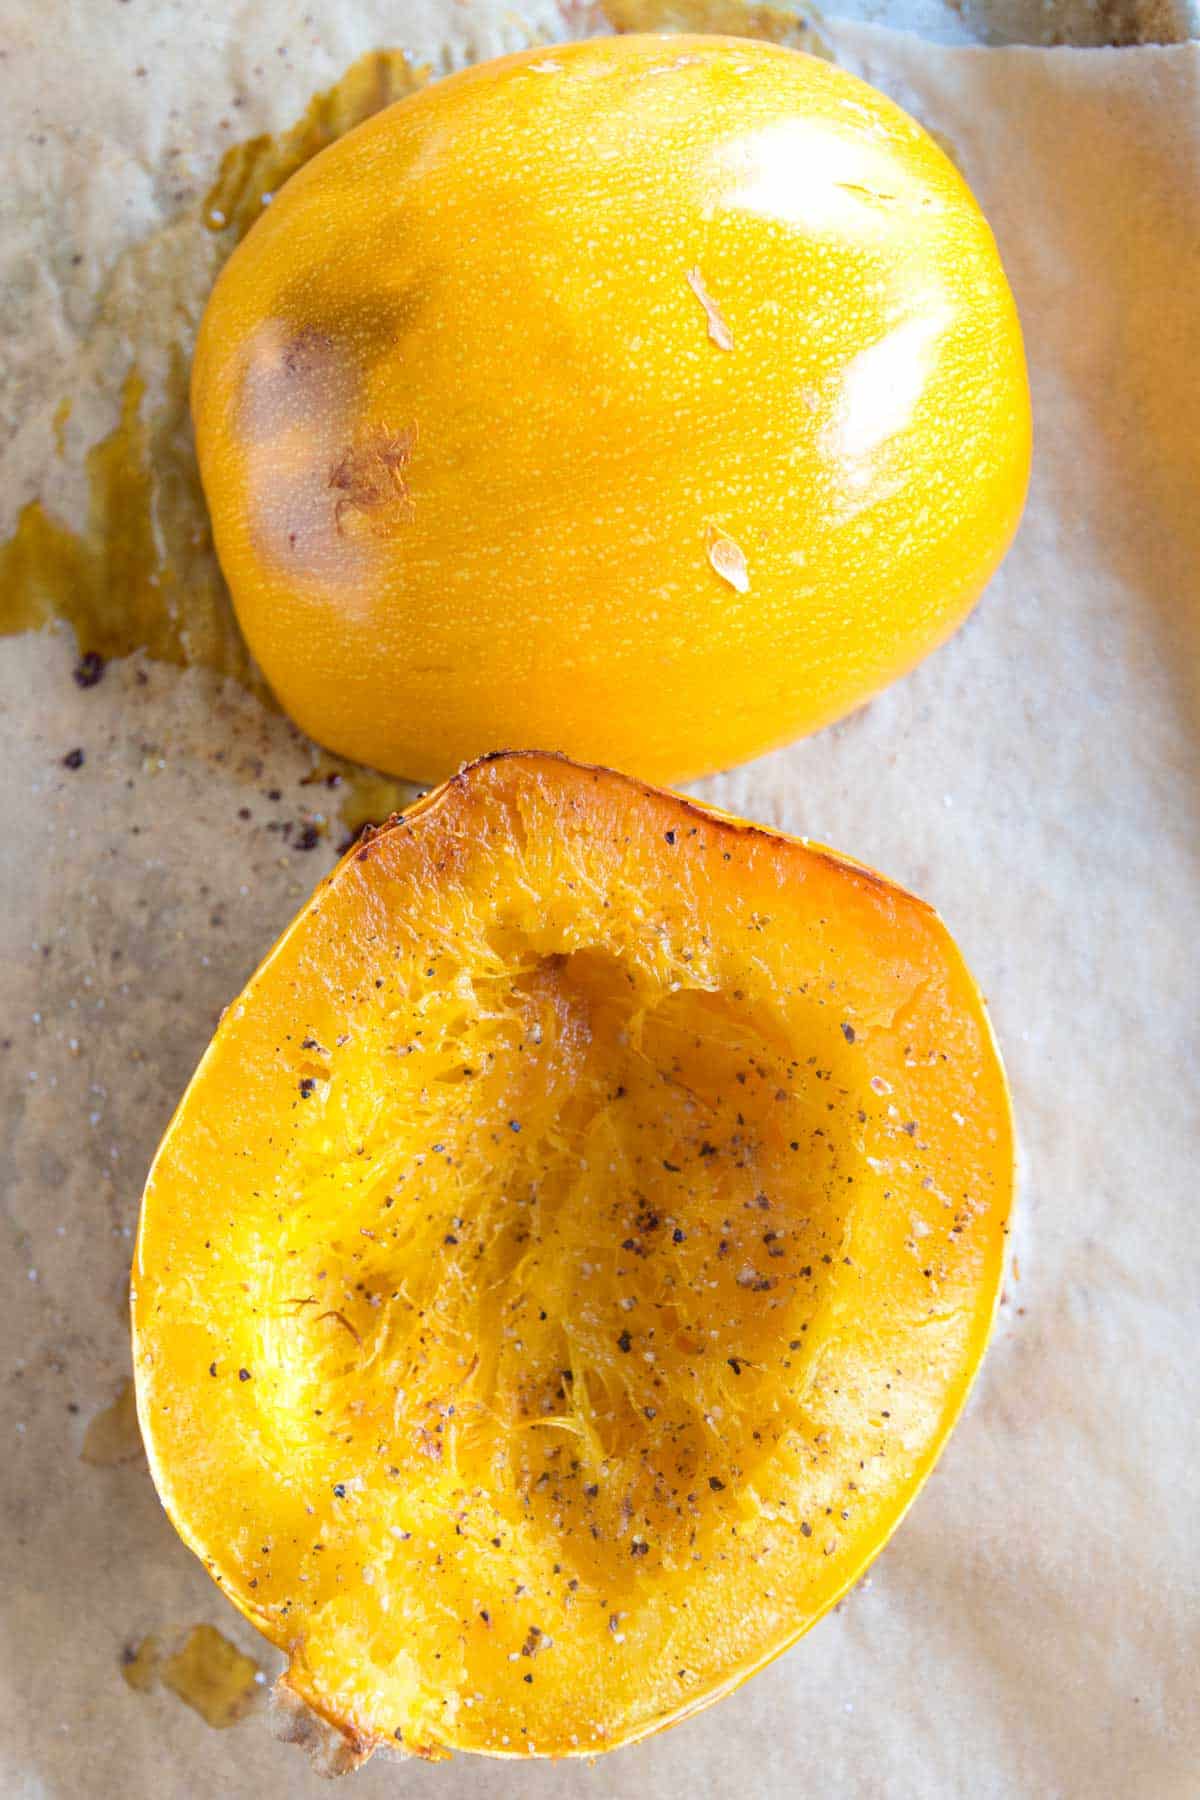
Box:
(329, 428), (417, 534)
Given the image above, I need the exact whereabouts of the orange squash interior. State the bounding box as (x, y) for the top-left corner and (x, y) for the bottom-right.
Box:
(132, 752), (1012, 1761)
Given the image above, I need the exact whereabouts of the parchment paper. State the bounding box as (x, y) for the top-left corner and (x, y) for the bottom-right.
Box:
(1, 7), (1197, 1797)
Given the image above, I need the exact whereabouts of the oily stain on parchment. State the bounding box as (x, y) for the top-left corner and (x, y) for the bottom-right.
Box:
(0, 48), (428, 697)
(0, 360), (248, 680)
(80, 1379), (144, 1466)
(602, 0), (828, 43)
(0, 48), (426, 833)
(122, 1624), (264, 1728)
(0, 8), (827, 834)
(201, 46), (429, 237)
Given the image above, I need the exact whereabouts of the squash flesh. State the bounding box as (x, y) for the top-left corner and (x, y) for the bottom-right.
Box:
(133, 753), (1011, 1758)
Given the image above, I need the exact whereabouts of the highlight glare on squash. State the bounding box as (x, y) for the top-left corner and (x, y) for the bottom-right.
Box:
(192, 35), (1031, 784)
(132, 752), (1012, 1763)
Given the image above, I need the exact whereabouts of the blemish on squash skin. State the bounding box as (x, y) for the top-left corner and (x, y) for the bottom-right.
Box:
(330, 428), (417, 536)
(122, 1625), (264, 1728)
(239, 323), (352, 443)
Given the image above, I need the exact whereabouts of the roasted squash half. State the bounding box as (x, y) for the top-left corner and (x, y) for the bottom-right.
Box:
(192, 35), (1031, 783)
(132, 753), (1012, 1761)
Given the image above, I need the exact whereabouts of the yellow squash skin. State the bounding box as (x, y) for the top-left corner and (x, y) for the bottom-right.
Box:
(132, 751), (1013, 1763)
(192, 36), (1031, 785)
